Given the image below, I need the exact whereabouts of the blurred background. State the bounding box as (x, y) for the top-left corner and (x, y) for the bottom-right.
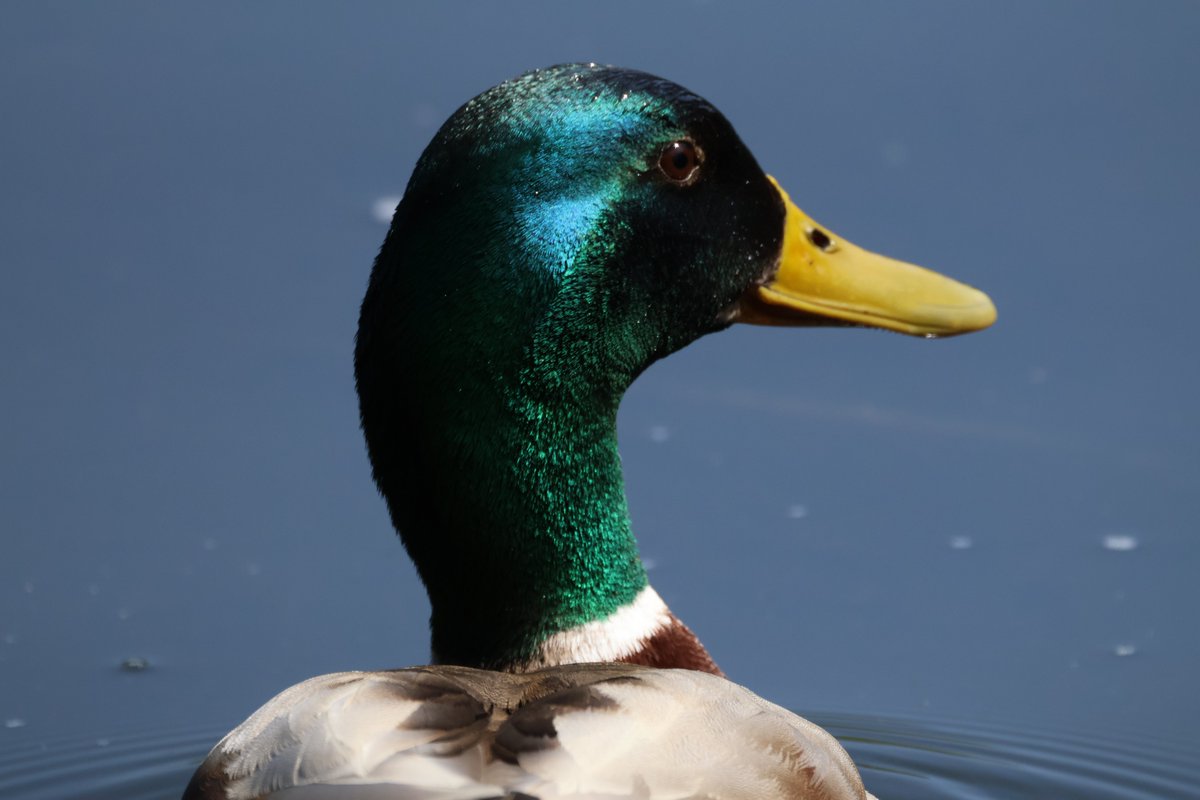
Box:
(2, 1), (1198, 796)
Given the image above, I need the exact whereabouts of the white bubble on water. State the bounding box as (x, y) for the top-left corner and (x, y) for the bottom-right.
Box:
(1102, 534), (1138, 552)
(648, 425), (670, 444)
(949, 535), (974, 550)
(372, 196), (402, 224)
(4, 718), (26, 729)
(1114, 643), (1137, 657)
(786, 504), (808, 520)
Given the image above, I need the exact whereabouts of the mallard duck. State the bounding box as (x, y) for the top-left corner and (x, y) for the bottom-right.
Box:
(183, 64), (994, 800)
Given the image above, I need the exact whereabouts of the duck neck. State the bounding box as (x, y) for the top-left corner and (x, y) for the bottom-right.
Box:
(366, 345), (683, 670)
(357, 192), (722, 673)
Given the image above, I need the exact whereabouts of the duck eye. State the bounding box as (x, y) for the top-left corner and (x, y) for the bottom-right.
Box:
(659, 140), (701, 183)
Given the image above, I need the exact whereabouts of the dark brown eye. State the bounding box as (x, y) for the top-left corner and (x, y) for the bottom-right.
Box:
(658, 140), (701, 183)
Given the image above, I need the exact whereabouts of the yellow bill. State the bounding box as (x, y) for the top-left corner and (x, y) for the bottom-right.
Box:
(739, 177), (996, 337)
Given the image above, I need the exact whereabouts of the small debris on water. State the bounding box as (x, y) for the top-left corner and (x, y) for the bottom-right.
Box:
(1102, 534), (1138, 552)
(949, 535), (974, 550)
(121, 656), (150, 672)
(649, 425), (670, 443)
(1113, 644), (1137, 657)
(4, 718), (26, 729)
(372, 196), (402, 224)
(786, 504), (808, 520)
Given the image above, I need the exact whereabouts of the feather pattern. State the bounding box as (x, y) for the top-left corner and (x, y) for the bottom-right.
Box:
(185, 664), (874, 800)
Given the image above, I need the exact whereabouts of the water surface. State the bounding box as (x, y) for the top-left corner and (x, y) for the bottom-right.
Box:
(2, 714), (1194, 799)
(2, 1), (1197, 796)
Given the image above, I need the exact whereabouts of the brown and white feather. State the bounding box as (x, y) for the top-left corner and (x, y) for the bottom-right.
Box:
(184, 664), (874, 800)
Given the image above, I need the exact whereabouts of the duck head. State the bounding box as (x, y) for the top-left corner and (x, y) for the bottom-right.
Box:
(355, 64), (994, 671)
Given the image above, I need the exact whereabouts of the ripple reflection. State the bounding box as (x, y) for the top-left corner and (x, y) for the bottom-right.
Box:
(0, 714), (1194, 799)
(820, 713), (1197, 800)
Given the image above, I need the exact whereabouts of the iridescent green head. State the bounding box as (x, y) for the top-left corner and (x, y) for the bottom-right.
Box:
(375, 64), (785, 384)
(355, 64), (994, 670)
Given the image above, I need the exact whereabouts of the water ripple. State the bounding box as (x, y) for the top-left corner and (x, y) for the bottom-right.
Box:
(820, 713), (1197, 800)
(0, 725), (220, 800)
(0, 714), (1194, 799)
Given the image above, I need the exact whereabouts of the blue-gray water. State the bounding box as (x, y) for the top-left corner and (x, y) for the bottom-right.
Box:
(2, 2), (1197, 797)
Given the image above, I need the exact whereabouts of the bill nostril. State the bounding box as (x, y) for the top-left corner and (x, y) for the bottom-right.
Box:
(806, 227), (834, 252)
